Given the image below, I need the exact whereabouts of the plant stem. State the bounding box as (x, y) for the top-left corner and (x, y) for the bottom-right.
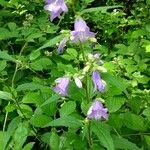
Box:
(80, 43), (92, 148)
(3, 42), (27, 132)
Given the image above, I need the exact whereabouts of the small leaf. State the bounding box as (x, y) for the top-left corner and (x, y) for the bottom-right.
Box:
(146, 45), (150, 52)
(45, 116), (83, 128)
(22, 142), (35, 150)
(29, 50), (41, 61)
(0, 91), (12, 100)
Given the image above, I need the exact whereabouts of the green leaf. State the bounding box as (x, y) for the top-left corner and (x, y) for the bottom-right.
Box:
(0, 60), (6, 72)
(81, 6), (122, 14)
(30, 114), (52, 127)
(91, 121), (115, 150)
(59, 101), (76, 117)
(112, 135), (140, 150)
(0, 51), (16, 62)
(16, 83), (49, 91)
(106, 97), (126, 113)
(37, 35), (64, 51)
(49, 131), (60, 150)
(29, 50), (41, 61)
(121, 112), (146, 131)
(143, 107), (150, 117)
(145, 45), (150, 52)
(22, 142), (35, 150)
(30, 58), (52, 71)
(13, 122), (29, 150)
(0, 91), (12, 100)
(44, 116), (83, 128)
(0, 131), (10, 150)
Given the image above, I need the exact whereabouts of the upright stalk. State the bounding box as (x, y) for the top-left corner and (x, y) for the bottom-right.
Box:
(79, 42), (92, 148)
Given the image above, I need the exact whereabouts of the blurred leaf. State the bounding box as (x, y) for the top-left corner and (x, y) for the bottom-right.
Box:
(121, 112), (146, 131)
(13, 122), (29, 150)
(0, 91), (12, 100)
(45, 116), (83, 128)
(29, 50), (41, 61)
(22, 142), (35, 150)
(106, 97), (126, 113)
(91, 121), (115, 150)
(37, 35), (64, 51)
(143, 107), (150, 117)
(112, 135), (140, 150)
(0, 51), (16, 62)
(0, 60), (6, 72)
(59, 101), (76, 117)
(30, 114), (51, 127)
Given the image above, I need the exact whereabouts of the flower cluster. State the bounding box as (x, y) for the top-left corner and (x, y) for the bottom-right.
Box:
(44, 0), (108, 121)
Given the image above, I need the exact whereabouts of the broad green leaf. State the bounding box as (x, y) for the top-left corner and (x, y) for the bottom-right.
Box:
(91, 121), (115, 150)
(106, 97), (126, 113)
(0, 91), (12, 100)
(0, 60), (6, 72)
(30, 58), (52, 71)
(112, 135), (140, 150)
(81, 6), (122, 14)
(121, 112), (146, 131)
(59, 101), (76, 117)
(0, 51), (16, 62)
(16, 83), (49, 91)
(146, 45), (150, 52)
(30, 114), (52, 127)
(37, 35), (64, 51)
(49, 131), (60, 150)
(13, 122), (29, 150)
(0, 131), (10, 150)
(29, 50), (41, 61)
(22, 142), (35, 150)
(22, 92), (43, 105)
(143, 107), (150, 117)
(45, 116), (83, 128)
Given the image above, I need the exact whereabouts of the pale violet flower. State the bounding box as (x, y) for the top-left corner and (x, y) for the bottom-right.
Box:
(53, 77), (70, 96)
(70, 18), (95, 43)
(74, 77), (82, 88)
(87, 100), (108, 120)
(92, 71), (105, 92)
(44, 0), (68, 21)
(57, 37), (68, 54)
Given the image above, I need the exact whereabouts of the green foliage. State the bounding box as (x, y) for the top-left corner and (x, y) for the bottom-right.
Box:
(0, 0), (149, 149)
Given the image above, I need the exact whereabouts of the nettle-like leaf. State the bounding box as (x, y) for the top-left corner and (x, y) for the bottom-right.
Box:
(91, 121), (115, 150)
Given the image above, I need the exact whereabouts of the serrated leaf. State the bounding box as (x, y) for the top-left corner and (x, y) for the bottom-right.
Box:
(91, 121), (115, 150)
(81, 5), (122, 14)
(44, 116), (83, 128)
(106, 97), (126, 113)
(30, 114), (52, 127)
(112, 135), (140, 150)
(0, 51), (16, 62)
(30, 58), (51, 71)
(59, 101), (76, 117)
(37, 35), (64, 51)
(13, 122), (29, 150)
(29, 50), (41, 61)
(16, 83), (49, 91)
(0, 91), (12, 100)
(22, 142), (35, 150)
(122, 112), (146, 131)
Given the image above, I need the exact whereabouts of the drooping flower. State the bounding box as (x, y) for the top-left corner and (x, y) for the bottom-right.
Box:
(53, 77), (70, 96)
(44, 0), (68, 21)
(87, 100), (108, 120)
(92, 70), (105, 92)
(70, 18), (95, 43)
(74, 77), (82, 88)
(57, 37), (68, 54)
